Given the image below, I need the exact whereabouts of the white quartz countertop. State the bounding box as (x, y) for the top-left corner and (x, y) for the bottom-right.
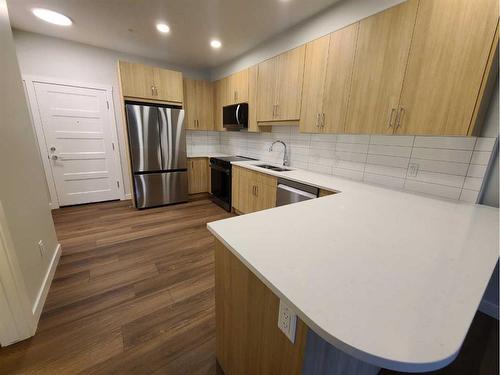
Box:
(207, 161), (499, 372)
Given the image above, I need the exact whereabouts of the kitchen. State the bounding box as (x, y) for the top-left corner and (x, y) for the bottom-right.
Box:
(0, 0), (498, 374)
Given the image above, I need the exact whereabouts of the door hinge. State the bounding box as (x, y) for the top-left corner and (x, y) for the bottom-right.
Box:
(106, 101), (110, 110)
(116, 181), (120, 188)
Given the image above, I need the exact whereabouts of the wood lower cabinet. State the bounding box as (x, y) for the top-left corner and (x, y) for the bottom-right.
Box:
(183, 78), (214, 130)
(118, 61), (183, 103)
(215, 239), (308, 375)
(396, 0), (499, 135)
(232, 166), (277, 214)
(187, 158), (209, 194)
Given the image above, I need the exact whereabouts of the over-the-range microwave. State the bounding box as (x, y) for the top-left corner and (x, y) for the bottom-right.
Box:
(223, 103), (248, 131)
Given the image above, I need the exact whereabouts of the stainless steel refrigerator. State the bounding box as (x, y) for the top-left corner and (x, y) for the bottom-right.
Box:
(125, 103), (188, 209)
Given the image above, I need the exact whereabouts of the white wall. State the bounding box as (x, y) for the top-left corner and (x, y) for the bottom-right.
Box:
(0, 5), (58, 309)
(211, 0), (405, 79)
(12, 29), (209, 197)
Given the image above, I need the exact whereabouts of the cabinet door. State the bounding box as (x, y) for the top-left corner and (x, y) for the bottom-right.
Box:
(300, 35), (330, 133)
(187, 158), (208, 194)
(183, 78), (198, 130)
(345, 0), (418, 134)
(397, 0), (498, 135)
(275, 45), (306, 121)
(232, 166), (241, 211)
(197, 80), (215, 130)
(253, 173), (277, 212)
(153, 68), (183, 103)
(227, 69), (249, 104)
(322, 23), (359, 133)
(119, 61), (155, 99)
(238, 168), (254, 214)
(257, 56), (279, 121)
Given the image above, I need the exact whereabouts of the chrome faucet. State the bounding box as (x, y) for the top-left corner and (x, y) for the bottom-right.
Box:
(269, 140), (288, 166)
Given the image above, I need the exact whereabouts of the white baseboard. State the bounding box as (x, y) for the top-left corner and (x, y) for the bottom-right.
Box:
(479, 299), (499, 320)
(32, 243), (61, 325)
(123, 193), (132, 200)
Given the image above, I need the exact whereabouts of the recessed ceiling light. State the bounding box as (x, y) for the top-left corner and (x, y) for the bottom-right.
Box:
(210, 39), (222, 49)
(156, 23), (170, 34)
(32, 8), (72, 26)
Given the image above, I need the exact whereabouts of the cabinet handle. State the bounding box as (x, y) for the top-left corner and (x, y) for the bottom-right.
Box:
(322, 113), (325, 128)
(396, 107), (405, 130)
(234, 91), (237, 102)
(316, 113), (320, 128)
(151, 85), (155, 96)
(275, 104), (279, 118)
(387, 108), (397, 129)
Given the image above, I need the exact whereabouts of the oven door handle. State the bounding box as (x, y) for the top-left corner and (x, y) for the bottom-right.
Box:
(210, 164), (230, 174)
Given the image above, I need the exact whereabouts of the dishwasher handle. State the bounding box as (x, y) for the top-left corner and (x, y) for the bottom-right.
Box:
(277, 184), (317, 200)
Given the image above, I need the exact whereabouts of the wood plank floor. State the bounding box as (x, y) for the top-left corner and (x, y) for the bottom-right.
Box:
(0, 197), (231, 374)
(0, 197), (497, 374)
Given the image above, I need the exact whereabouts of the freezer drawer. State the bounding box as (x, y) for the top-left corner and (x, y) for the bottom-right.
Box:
(134, 171), (188, 208)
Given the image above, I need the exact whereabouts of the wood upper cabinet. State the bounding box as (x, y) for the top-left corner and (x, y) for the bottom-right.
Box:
(232, 166), (277, 214)
(344, 0), (418, 134)
(214, 79), (224, 131)
(396, 0), (499, 135)
(187, 157), (209, 194)
(257, 46), (306, 122)
(183, 78), (214, 130)
(300, 23), (358, 133)
(226, 69), (249, 104)
(119, 61), (156, 100)
(118, 61), (183, 103)
(153, 68), (183, 103)
(300, 35), (330, 133)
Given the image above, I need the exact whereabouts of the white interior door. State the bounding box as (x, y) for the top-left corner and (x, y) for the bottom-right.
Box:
(34, 82), (121, 206)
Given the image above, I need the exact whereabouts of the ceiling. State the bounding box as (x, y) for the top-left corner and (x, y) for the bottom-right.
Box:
(6, 0), (340, 71)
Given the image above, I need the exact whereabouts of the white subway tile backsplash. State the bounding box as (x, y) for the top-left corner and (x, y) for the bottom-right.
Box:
(463, 177), (484, 191)
(459, 189), (480, 203)
(335, 142), (369, 153)
(368, 144), (412, 158)
(470, 151), (493, 165)
(413, 136), (476, 150)
(209, 126), (492, 202)
(411, 148), (472, 163)
(474, 137), (496, 151)
(404, 180), (462, 200)
(467, 164), (488, 178)
(336, 134), (370, 144)
(407, 170), (465, 188)
(364, 164), (407, 178)
(366, 154), (410, 168)
(408, 158), (469, 176)
(370, 135), (414, 147)
(332, 167), (364, 181)
(364, 173), (405, 189)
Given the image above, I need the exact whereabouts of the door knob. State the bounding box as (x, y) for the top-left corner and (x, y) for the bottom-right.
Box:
(50, 155), (58, 160)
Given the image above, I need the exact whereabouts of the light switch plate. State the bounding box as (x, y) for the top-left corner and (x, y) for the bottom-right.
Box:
(408, 163), (419, 177)
(278, 300), (297, 343)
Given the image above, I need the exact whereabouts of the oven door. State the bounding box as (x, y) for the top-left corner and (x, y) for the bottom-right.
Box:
(210, 163), (231, 211)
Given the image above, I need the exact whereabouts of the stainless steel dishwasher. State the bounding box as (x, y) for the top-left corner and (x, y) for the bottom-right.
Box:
(276, 178), (319, 206)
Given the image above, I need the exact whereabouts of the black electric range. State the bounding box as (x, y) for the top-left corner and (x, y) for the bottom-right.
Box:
(209, 156), (256, 211)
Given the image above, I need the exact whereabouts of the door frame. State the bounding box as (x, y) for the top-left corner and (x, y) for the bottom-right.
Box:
(23, 75), (126, 208)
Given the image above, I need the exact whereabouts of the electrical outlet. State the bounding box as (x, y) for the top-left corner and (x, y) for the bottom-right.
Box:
(278, 300), (297, 343)
(38, 240), (46, 258)
(408, 162), (419, 177)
